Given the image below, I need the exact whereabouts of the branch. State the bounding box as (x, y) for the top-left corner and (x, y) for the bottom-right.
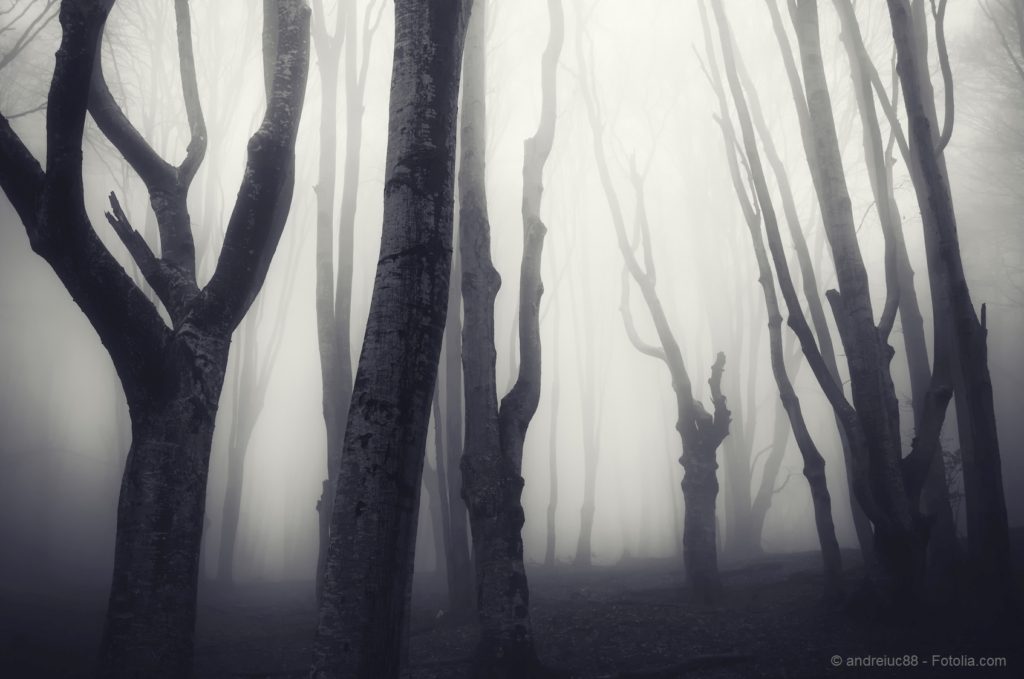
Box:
(173, 0), (208, 183)
(619, 267), (667, 363)
(198, 0), (312, 332)
(103, 191), (179, 310)
(0, 0), (58, 72)
(980, 0), (1024, 85)
(930, 0), (954, 154)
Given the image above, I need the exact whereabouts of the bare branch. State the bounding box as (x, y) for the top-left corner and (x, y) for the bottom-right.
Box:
(173, 0), (208, 183)
(930, 0), (954, 153)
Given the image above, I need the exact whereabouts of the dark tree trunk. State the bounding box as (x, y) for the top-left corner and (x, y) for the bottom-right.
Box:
(310, 1), (471, 676)
(0, 2), (309, 675)
(100, 336), (228, 677)
(888, 0), (1015, 614)
(459, 1), (562, 674)
(833, 0), (961, 591)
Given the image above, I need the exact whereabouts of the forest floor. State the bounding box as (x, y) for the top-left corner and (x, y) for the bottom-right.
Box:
(3, 535), (1023, 678)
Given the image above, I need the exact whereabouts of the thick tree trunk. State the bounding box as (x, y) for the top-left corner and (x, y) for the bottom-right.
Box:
(310, 1), (471, 676)
(1, 2), (309, 675)
(888, 0), (1015, 614)
(99, 335), (229, 678)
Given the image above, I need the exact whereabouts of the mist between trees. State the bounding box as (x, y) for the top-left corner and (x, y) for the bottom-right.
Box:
(0, 1), (1022, 678)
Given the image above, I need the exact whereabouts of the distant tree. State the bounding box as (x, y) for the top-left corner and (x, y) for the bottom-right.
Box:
(310, 0), (472, 676)
(577, 15), (731, 599)
(706, 0), (844, 599)
(309, 0), (386, 602)
(0, 0), (310, 675)
(216, 235), (303, 584)
(459, 0), (563, 673)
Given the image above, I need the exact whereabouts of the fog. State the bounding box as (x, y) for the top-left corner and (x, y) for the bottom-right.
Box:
(1, 1), (1022, 674)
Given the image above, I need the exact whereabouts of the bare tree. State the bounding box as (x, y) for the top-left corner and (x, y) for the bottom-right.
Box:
(309, 0), (386, 602)
(310, 0), (472, 676)
(459, 0), (563, 673)
(0, 1), (310, 674)
(887, 0), (1015, 615)
(578, 16), (731, 599)
(706, 0), (843, 599)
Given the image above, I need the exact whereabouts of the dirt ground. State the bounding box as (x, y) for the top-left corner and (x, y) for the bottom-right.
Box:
(2, 544), (1022, 678)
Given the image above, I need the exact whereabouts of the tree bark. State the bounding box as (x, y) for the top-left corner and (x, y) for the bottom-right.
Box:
(0, 1), (309, 675)
(459, 1), (562, 674)
(310, 1), (471, 676)
(887, 0), (1015, 614)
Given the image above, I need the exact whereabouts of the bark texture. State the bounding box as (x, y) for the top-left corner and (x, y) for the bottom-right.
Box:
(459, 1), (563, 674)
(310, 1), (471, 676)
(0, 2), (310, 676)
(310, 0), (385, 602)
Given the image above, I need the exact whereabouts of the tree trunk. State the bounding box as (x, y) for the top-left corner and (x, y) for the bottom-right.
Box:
(708, 0), (844, 598)
(459, 1), (562, 674)
(750, 396), (793, 548)
(310, 1), (471, 676)
(545, 303), (561, 567)
(441, 242), (475, 618)
(887, 0), (1015, 614)
(791, 0), (925, 598)
(99, 335), (229, 677)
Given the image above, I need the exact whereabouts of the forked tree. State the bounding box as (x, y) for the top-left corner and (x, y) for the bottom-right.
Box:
(0, 0), (310, 675)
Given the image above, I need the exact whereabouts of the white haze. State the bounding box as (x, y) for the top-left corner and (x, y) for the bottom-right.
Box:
(0, 0), (1021, 591)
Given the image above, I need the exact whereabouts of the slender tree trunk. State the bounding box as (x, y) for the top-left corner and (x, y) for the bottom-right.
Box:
(431, 386), (451, 583)
(441, 237), (475, 618)
(833, 0), (961, 589)
(310, 1), (471, 676)
(545, 304), (561, 567)
(790, 0), (925, 598)
(708, 0), (844, 598)
(750, 396), (794, 548)
(460, 1), (562, 674)
(888, 0), (1015, 614)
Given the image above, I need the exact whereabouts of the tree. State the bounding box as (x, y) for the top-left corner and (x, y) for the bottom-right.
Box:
(310, 0), (472, 676)
(705, 0), (844, 599)
(436, 153), (475, 622)
(309, 0), (385, 602)
(459, 0), (563, 673)
(0, 0), (310, 675)
(887, 0), (1015, 614)
(216, 237), (302, 583)
(577, 13), (731, 599)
